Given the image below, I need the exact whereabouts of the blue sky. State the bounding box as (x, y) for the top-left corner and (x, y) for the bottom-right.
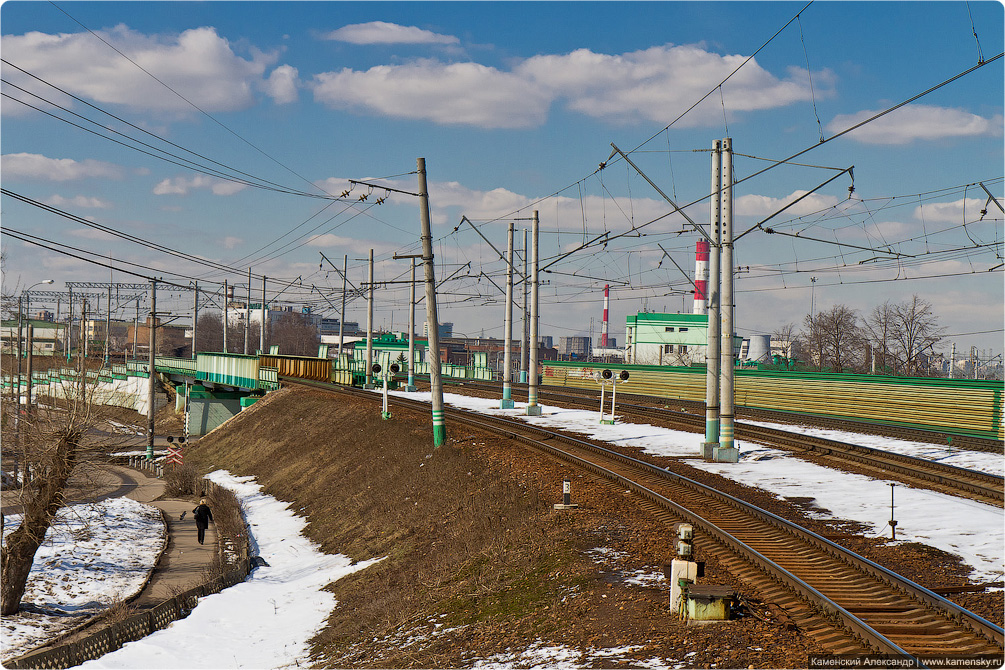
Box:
(2, 1), (1002, 358)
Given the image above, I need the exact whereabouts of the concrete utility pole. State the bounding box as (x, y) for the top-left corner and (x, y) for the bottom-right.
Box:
(393, 252), (424, 391)
(365, 248), (374, 388)
(261, 275), (266, 353)
(244, 267), (251, 355)
(501, 222), (516, 409)
(520, 229), (529, 384)
(25, 323), (34, 412)
(417, 157), (446, 446)
(133, 300), (139, 361)
(703, 139), (722, 458)
(223, 280), (229, 354)
(526, 210), (542, 416)
(104, 288), (111, 367)
(949, 342), (956, 379)
(67, 287), (73, 362)
(408, 259), (416, 391)
(147, 280), (157, 460)
(717, 137), (737, 462)
(192, 281), (199, 359)
(16, 295), (23, 407)
(338, 254), (347, 358)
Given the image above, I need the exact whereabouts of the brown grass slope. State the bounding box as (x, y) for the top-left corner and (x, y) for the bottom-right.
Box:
(183, 386), (832, 668)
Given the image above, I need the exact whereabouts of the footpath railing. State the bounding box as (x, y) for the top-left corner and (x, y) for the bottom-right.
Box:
(6, 475), (251, 670)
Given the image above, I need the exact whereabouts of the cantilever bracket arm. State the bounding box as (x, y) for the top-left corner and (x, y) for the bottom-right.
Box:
(733, 166), (854, 243)
(610, 143), (712, 244)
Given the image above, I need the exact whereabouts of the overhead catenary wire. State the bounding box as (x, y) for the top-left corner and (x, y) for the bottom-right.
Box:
(46, 0), (335, 201)
(1, 188), (285, 283)
(1, 60), (338, 201)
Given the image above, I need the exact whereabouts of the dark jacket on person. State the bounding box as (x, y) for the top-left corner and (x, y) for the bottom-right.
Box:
(193, 503), (213, 528)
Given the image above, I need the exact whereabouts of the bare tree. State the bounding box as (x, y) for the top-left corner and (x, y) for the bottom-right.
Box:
(802, 304), (866, 373)
(1, 357), (103, 615)
(193, 312), (246, 354)
(195, 312), (223, 353)
(269, 311), (319, 357)
(772, 322), (801, 362)
(864, 301), (897, 374)
(891, 295), (944, 377)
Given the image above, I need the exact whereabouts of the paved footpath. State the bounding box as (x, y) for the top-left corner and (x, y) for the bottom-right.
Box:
(108, 464), (219, 608)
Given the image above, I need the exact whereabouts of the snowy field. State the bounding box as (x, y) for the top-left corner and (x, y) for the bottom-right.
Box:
(76, 470), (383, 669)
(392, 389), (1005, 585)
(1, 498), (164, 661)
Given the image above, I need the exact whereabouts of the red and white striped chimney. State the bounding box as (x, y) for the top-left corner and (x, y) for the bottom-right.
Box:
(693, 240), (709, 314)
(601, 284), (609, 347)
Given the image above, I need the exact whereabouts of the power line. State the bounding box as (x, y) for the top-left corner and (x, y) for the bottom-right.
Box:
(4, 227), (192, 289)
(46, 0), (334, 201)
(2, 188), (271, 281)
(1, 60), (336, 200)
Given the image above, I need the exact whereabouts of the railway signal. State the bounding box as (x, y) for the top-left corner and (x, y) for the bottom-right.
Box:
(595, 369), (629, 425)
(373, 363), (399, 420)
(165, 435), (186, 466)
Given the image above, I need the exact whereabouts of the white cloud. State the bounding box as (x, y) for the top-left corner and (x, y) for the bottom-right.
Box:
(1, 26), (284, 114)
(153, 174), (248, 196)
(826, 104), (1003, 145)
(312, 60), (550, 128)
(324, 21), (459, 45)
(46, 194), (112, 209)
(310, 43), (825, 129)
(222, 236), (243, 249)
(306, 233), (399, 255)
(1, 153), (123, 181)
(914, 197), (991, 223)
(517, 46), (830, 125)
(263, 65), (299, 104)
(734, 190), (840, 218)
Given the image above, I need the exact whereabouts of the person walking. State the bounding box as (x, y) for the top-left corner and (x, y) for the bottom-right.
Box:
(192, 498), (213, 545)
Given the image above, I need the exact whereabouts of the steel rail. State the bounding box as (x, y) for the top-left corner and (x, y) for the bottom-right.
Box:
(439, 380), (1004, 506)
(417, 400), (1005, 656)
(283, 376), (1004, 662)
(447, 379), (1003, 453)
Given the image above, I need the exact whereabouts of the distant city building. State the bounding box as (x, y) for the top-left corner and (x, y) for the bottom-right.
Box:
(625, 311), (740, 366)
(225, 303), (323, 330)
(559, 336), (591, 359)
(1, 319), (65, 355)
(539, 335), (553, 349)
(320, 318), (360, 336)
(423, 321), (453, 338)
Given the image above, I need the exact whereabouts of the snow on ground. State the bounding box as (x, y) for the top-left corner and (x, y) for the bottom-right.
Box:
(470, 641), (666, 669)
(77, 470), (383, 670)
(392, 389), (1005, 585)
(104, 420), (144, 437)
(1, 498), (164, 661)
(744, 419), (1003, 477)
(4, 389), (1000, 669)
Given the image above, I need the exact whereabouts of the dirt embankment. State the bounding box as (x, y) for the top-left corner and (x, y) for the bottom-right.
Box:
(184, 386), (995, 669)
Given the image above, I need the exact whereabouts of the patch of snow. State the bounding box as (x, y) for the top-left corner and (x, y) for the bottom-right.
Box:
(393, 389), (1004, 585)
(1, 498), (163, 661)
(74, 470), (383, 669)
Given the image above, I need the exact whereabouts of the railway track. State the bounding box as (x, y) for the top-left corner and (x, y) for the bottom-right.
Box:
(448, 379), (1003, 453)
(436, 380), (1004, 508)
(287, 377), (1005, 666)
